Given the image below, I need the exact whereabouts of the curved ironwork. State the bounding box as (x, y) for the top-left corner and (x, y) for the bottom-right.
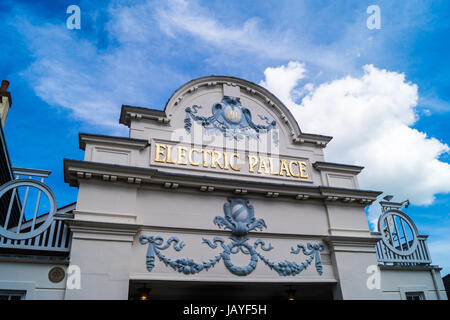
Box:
(0, 178), (57, 240)
(378, 209), (419, 256)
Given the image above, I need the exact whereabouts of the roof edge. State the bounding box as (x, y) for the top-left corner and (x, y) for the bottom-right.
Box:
(78, 132), (149, 150)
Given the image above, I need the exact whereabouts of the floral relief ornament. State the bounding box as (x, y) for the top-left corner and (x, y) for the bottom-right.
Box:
(139, 198), (324, 277)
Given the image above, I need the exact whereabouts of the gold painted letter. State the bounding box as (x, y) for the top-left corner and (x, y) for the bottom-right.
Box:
(189, 148), (201, 166)
(154, 144), (166, 163)
(177, 146), (188, 165)
(279, 159), (291, 177)
(202, 149), (211, 167)
(230, 153), (241, 171)
(258, 157), (269, 174)
(299, 161), (309, 178)
(288, 160), (300, 177)
(269, 158), (279, 175)
(211, 151), (224, 169)
(166, 145), (176, 164)
(248, 155), (259, 173)
(223, 152), (230, 170)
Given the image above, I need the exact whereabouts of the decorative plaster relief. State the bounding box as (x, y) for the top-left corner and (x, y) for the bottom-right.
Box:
(140, 197), (324, 277)
(184, 96), (278, 145)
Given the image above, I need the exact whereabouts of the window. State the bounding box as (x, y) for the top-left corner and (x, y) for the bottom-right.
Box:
(405, 292), (425, 301)
(0, 290), (25, 300)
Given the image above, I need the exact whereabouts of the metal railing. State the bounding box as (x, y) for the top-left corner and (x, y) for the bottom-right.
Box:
(0, 168), (72, 254)
(374, 200), (432, 267)
(375, 233), (432, 266)
(0, 213), (72, 252)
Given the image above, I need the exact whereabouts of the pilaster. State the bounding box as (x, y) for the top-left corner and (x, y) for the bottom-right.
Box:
(64, 220), (139, 300)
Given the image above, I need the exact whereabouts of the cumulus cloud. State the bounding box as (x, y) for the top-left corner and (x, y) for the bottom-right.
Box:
(12, 0), (439, 135)
(12, 2), (187, 133)
(154, 0), (352, 72)
(427, 237), (450, 275)
(156, 0), (290, 57)
(260, 62), (450, 226)
(11, 0), (341, 132)
(259, 62), (307, 103)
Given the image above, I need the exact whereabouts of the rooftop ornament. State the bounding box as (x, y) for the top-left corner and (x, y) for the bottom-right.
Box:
(378, 198), (419, 256)
(184, 96), (278, 145)
(0, 177), (57, 240)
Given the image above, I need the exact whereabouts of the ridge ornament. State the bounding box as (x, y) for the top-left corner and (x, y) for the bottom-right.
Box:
(184, 96), (278, 145)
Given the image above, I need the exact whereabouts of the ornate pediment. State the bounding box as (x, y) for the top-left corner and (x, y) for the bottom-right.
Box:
(115, 76), (335, 186)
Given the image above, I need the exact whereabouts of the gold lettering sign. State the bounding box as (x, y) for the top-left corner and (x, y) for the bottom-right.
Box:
(153, 144), (309, 179)
(154, 144), (166, 163)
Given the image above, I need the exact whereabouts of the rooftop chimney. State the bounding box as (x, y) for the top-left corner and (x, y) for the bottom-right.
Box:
(0, 80), (12, 128)
(0, 80), (9, 92)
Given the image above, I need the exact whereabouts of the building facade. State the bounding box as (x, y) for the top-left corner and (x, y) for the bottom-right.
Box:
(0, 76), (447, 300)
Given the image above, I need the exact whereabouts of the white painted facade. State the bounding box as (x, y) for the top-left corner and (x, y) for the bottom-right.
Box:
(0, 76), (447, 300)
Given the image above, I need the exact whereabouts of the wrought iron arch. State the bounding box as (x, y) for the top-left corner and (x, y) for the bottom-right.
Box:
(378, 209), (419, 256)
(0, 178), (57, 240)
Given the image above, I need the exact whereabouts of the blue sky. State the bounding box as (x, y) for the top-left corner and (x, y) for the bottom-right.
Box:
(0, 0), (449, 275)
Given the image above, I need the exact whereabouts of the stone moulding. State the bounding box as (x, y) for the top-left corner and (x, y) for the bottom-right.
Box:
(140, 197), (325, 277)
(63, 159), (382, 205)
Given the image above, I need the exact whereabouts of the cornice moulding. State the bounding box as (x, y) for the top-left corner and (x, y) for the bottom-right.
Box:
(79, 133), (149, 151)
(63, 159), (382, 204)
(324, 236), (380, 254)
(324, 235), (381, 252)
(128, 273), (339, 283)
(67, 220), (140, 242)
(313, 161), (364, 174)
(120, 103), (332, 147)
(120, 105), (169, 127)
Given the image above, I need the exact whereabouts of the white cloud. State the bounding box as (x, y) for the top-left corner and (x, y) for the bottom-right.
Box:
(427, 237), (450, 275)
(12, 3), (187, 133)
(260, 62), (450, 226)
(154, 0), (352, 72)
(156, 0), (287, 57)
(260, 62), (307, 103)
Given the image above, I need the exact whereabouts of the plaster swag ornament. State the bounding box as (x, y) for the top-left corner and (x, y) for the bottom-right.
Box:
(184, 96), (279, 145)
(140, 198), (324, 277)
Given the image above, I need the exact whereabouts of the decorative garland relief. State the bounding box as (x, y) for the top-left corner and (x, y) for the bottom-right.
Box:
(140, 198), (324, 277)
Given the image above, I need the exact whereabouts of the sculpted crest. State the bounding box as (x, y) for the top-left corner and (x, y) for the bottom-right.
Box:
(184, 95), (278, 144)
